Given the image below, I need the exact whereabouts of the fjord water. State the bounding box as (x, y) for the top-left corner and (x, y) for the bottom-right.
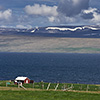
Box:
(0, 52), (100, 84)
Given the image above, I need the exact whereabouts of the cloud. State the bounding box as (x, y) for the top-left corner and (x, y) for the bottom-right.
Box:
(16, 25), (32, 29)
(81, 12), (94, 19)
(0, 9), (12, 20)
(81, 7), (97, 19)
(48, 16), (56, 22)
(22, 0), (100, 26)
(57, 0), (89, 17)
(24, 4), (58, 16)
(82, 7), (97, 14)
(0, 25), (7, 28)
(80, 7), (100, 24)
(53, 1), (100, 25)
(91, 10), (100, 24)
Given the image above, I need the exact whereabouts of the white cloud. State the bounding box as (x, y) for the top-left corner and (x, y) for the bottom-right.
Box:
(48, 16), (56, 22)
(82, 7), (97, 14)
(57, 15), (77, 24)
(91, 12), (100, 24)
(22, 1), (100, 26)
(24, 4), (58, 16)
(16, 25), (32, 29)
(0, 9), (12, 20)
(82, 7), (100, 24)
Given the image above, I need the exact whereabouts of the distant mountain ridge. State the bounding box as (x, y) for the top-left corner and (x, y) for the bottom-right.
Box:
(1, 25), (100, 38)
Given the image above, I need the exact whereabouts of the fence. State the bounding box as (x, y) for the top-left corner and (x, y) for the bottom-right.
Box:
(0, 81), (100, 91)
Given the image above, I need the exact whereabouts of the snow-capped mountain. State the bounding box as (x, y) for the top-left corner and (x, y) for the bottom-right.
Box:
(0, 25), (100, 38)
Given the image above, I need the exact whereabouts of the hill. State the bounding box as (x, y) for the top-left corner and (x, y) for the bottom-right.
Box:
(0, 25), (100, 53)
(1, 25), (100, 38)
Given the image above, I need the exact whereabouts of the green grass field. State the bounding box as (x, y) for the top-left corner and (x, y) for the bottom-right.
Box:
(1, 81), (100, 100)
(0, 90), (100, 100)
(0, 81), (100, 92)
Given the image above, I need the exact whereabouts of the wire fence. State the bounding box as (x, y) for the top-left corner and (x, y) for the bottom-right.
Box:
(0, 81), (100, 91)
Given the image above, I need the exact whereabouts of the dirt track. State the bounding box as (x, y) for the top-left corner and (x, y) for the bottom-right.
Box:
(1, 86), (100, 94)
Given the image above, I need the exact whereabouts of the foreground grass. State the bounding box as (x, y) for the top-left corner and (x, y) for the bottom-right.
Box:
(1, 81), (100, 100)
(0, 90), (100, 100)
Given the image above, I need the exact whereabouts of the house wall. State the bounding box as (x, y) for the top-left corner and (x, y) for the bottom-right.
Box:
(24, 78), (30, 83)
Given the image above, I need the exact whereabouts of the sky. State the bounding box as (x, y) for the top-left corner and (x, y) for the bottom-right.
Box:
(0, 0), (100, 28)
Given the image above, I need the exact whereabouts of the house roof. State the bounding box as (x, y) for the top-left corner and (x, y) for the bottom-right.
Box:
(15, 76), (28, 81)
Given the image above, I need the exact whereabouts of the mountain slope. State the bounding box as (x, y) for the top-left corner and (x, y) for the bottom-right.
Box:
(0, 25), (100, 38)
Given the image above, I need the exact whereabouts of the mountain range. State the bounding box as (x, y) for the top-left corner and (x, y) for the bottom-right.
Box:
(1, 25), (100, 38)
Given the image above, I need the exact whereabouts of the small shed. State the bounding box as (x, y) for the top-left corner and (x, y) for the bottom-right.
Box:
(14, 76), (30, 84)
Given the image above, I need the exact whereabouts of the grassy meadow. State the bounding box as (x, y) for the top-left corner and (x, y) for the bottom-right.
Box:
(0, 90), (100, 100)
(0, 81), (100, 100)
(0, 81), (100, 91)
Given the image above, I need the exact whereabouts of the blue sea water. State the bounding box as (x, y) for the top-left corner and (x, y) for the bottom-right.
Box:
(0, 52), (100, 84)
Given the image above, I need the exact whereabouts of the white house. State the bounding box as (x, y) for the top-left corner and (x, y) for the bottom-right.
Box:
(14, 76), (30, 84)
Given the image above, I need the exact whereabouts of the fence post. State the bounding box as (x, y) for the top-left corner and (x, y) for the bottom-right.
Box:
(71, 84), (73, 90)
(63, 84), (67, 91)
(47, 83), (51, 90)
(33, 82), (35, 88)
(64, 84), (66, 90)
(18, 83), (20, 88)
(86, 85), (89, 91)
(41, 80), (44, 89)
(6, 82), (7, 87)
(79, 85), (82, 90)
(55, 83), (59, 91)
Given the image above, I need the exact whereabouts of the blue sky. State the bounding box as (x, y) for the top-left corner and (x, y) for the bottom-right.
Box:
(0, 0), (100, 28)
